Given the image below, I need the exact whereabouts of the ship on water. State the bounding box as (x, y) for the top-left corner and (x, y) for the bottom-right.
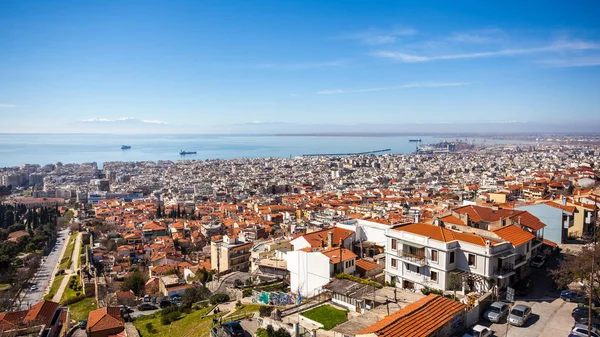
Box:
(121, 145), (131, 150)
(180, 150), (197, 155)
(408, 139), (422, 142)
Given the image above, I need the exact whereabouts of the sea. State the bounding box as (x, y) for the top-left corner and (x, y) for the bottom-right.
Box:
(0, 133), (531, 168)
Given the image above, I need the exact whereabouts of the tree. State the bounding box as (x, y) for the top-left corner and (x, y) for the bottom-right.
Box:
(552, 246), (600, 300)
(4, 210), (14, 227)
(121, 271), (146, 297)
(447, 272), (463, 298)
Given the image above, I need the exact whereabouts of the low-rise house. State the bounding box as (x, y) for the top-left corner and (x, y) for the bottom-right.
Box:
(86, 307), (125, 337)
(518, 201), (577, 243)
(211, 235), (252, 273)
(0, 300), (66, 337)
(290, 227), (355, 251)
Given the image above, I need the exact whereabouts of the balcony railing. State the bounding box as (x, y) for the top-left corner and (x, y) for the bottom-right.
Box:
(493, 264), (515, 276)
(398, 251), (427, 266)
(515, 255), (526, 265)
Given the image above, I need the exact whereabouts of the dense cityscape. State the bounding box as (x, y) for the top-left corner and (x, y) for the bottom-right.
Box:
(1, 137), (600, 337)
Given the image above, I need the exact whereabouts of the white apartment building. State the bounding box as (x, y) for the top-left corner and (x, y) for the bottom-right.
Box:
(385, 223), (523, 293)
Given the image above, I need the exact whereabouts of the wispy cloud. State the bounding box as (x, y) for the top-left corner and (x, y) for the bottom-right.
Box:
(538, 56), (600, 67)
(374, 40), (600, 63)
(317, 82), (469, 95)
(255, 60), (346, 71)
(447, 28), (504, 44)
(340, 27), (417, 45)
(0, 104), (15, 108)
(82, 117), (168, 124)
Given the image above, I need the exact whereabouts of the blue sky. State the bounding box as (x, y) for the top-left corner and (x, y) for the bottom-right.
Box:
(1, 0), (600, 133)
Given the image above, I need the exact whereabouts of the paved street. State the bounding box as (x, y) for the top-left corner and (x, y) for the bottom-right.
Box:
(52, 232), (82, 302)
(17, 228), (70, 310)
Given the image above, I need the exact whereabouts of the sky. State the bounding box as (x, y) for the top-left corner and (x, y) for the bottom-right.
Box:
(1, 0), (600, 133)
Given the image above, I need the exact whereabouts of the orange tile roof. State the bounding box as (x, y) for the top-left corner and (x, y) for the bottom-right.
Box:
(24, 300), (59, 326)
(491, 225), (535, 247)
(295, 227), (355, 249)
(357, 294), (465, 337)
(454, 205), (519, 223)
(321, 247), (357, 263)
(543, 238), (558, 247)
(87, 307), (124, 333)
(355, 258), (381, 271)
(0, 310), (27, 330)
(440, 215), (465, 226)
(510, 212), (546, 231)
(394, 223), (491, 247)
(544, 201), (578, 214)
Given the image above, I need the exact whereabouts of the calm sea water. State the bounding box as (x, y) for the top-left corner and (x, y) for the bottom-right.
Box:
(0, 134), (527, 168)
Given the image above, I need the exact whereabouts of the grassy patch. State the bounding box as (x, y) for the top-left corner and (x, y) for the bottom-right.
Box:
(232, 304), (261, 315)
(44, 274), (65, 300)
(69, 297), (97, 322)
(301, 305), (347, 330)
(61, 275), (82, 304)
(59, 233), (77, 270)
(134, 307), (226, 337)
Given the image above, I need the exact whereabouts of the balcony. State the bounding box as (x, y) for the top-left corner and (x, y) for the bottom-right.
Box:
(532, 237), (543, 249)
(514, 255), (527, 267)
(493, 264), (515, 279)
(398, 251), (427, 266)
(402, 269), (428, 284)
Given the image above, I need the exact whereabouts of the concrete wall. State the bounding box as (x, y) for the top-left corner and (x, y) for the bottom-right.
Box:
(287, 250), (331, 297)
(518, 204), (566, 243)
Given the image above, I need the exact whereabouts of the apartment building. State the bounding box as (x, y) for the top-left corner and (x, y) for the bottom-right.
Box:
(211, 235), (252, 273)
(385, 223), (521, 293)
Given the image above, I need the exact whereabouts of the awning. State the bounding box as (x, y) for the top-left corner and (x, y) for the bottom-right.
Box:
(496, 251), (517, 259)
(399, 240), (425, 249)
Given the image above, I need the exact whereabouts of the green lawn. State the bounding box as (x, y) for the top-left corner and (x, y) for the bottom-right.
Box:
(69, 297), (97, 322)
(0, 284), (9, 291)
(301, 305), (347, 330)
(134, 307), (227, 337)
(60, 275), (82, 304)
(44, 274), (65, 300)
(232, 304), (261, 316)
(59, 233), (77, 270)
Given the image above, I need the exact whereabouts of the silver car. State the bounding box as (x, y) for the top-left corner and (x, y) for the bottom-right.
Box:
(508, 304), (532, 327)
(484, 301), (509, 323)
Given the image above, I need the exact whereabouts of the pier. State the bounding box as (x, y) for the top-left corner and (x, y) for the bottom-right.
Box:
(302, 148), (391, 157)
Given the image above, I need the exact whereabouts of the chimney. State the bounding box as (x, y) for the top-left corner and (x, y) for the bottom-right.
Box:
(414, 213), (420, 223)
(563, 197), (567, 206)
(327, 231), (334, 248)
(339, 239), (343, 267)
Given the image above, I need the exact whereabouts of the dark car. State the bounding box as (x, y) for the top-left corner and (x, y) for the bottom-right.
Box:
(562, 290), (587, 303)
(514, 278), (533, 296)
(137, 303), (158, 311)
(573, 306), (600, 324)
(160, 299), (172, 308)
(223, 321), (245, 337)
(79, 319), (87, 329)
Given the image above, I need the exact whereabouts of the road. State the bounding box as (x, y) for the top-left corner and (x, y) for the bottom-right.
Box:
(17, 228), (70, 310)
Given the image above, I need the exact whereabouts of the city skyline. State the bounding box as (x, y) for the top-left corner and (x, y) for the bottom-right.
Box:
(1, 1), (600, 133)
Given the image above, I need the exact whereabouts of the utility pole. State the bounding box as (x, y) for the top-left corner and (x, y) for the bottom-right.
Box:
(589, 195), (598, 337)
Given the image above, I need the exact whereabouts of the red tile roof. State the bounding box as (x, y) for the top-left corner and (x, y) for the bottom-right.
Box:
(321, 247), (357, 263)
(543, 238), (558, 247)
(294, 227), (355, 249)
(440, 215), (466, 226)
(87, 307), (124, 333)
(24, 300), (59, 326)
(454, 205), (519, 223)
(357, 294), (465, 337)
(491, 225), (536, 247)
(355, 258), (381, 272)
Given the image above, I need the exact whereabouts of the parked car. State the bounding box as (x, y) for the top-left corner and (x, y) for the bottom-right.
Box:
(137, 303), (158, 311)
(30, 285), (38, 291)
(223, 321), (245, 337)
(508, 304), (532, 327)
(530, 254), (546, 267)
(571, 323), (600, 337)
(159, 299), (172, 308)
(79, 320), (87, 329)
(562, 290), (587, 303)
(514, 278), (533, 296)
(483, 301), (510, 323)
(462, 324), (492, 337)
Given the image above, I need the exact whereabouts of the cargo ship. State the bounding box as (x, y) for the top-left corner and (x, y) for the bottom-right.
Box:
(409, 139), (422, 142)
(180, 150), (197, 155)
(121, 145), (131, 150)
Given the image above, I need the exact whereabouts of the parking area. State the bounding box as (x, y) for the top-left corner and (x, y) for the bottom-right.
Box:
(475, 254), (580, 336)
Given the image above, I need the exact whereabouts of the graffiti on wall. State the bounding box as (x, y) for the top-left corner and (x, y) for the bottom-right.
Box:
(252, 290), (299, 306)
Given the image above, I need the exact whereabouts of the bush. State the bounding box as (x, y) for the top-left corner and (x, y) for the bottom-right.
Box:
(236, 300), (243, 307)
(161, 306), (179, 316)
(242, 288), (253, 297)
(421, 287), (444, 296)
(334, 273), (383, 289)
(259, 306), (274, 317)
(145, 322), (157, 334)
(234, 279), (243, 288)
(209, 293), (230, 305)
(61, 294), (87, 305)
(160, 311), (180, 325)
(256, 328), (269, 337)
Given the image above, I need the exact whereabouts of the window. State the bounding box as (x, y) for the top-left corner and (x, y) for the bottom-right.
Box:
(391, 239), (397, 250)
(468, 254), (476, 267)
(431, 250), (438, 262)
(431, 271), (438, 282)
(449, 251), (455, 264)
(391, 258), (397, 269)
(527, 241), (530, 252)
(416, 266), (420, 274)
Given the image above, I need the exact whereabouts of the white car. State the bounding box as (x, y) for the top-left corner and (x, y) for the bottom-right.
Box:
(30, 285), (38, 291)
(463, 324), (492, 337)
(530, 255), (545, 268)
